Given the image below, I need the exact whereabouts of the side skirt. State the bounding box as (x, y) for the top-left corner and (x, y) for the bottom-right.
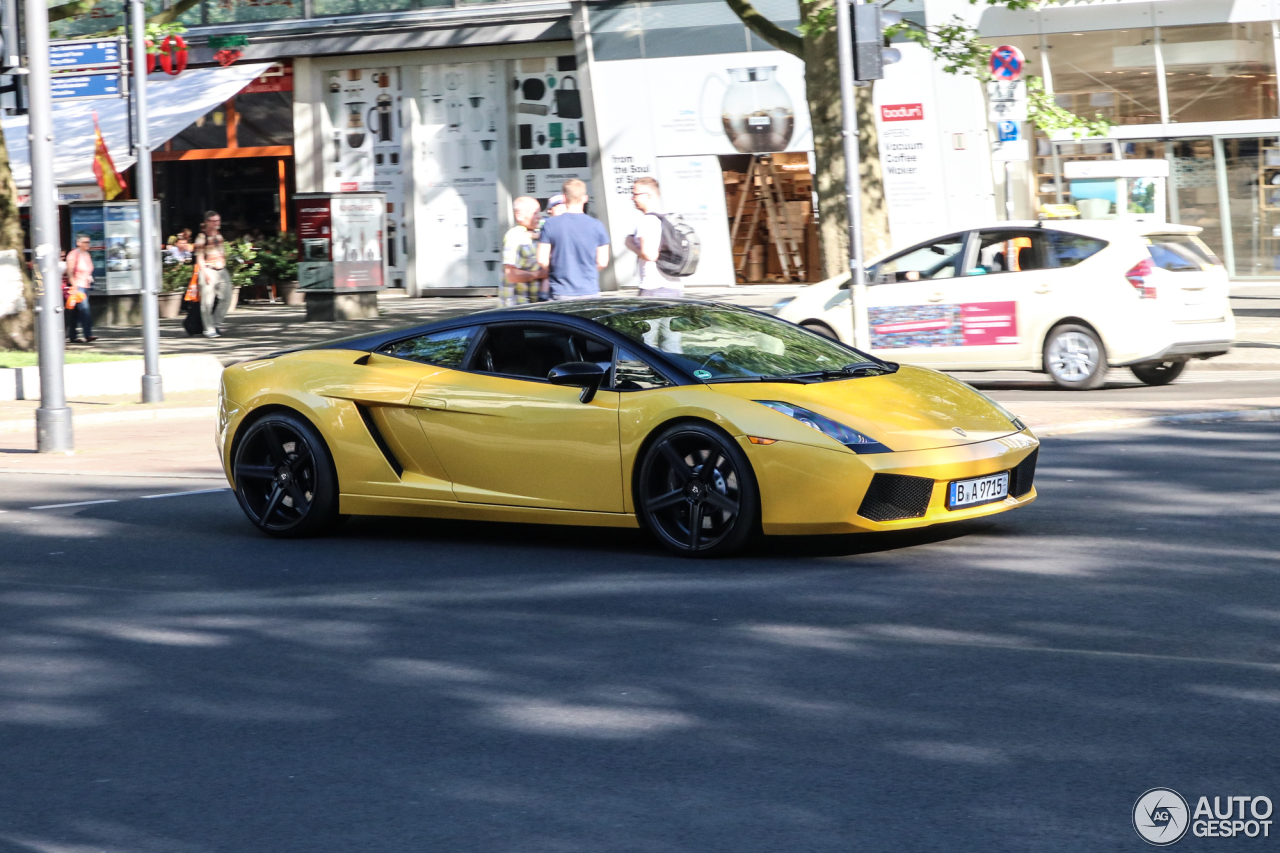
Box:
(340, 494), (641, 529)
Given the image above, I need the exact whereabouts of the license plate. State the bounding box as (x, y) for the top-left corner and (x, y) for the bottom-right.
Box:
(947, 472), (1009, 509)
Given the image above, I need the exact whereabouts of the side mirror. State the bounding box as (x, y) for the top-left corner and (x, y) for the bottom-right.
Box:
(548, 361), (607, 403)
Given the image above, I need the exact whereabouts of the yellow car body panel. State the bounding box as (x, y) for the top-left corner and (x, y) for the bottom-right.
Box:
(219, 346), (1037, 537)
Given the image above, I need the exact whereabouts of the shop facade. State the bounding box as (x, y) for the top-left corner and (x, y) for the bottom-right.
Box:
(980, 0), (1280, 279)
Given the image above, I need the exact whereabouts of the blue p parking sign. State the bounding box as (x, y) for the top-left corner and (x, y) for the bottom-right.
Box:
(997, 121), (1020, 142)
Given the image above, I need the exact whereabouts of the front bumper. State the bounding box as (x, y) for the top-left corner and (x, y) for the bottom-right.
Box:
(745, 429), (1039, 536)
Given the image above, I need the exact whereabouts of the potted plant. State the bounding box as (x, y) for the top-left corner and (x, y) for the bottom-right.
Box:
(255, 232), (301, 305)
(159, 259), (195, 319)
(224, 239), (262, 313)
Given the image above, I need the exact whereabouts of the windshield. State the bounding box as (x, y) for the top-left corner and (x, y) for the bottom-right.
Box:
(594, 304), (879, 380)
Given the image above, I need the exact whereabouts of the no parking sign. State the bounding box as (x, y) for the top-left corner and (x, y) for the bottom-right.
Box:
(988, 45), (1025, 81)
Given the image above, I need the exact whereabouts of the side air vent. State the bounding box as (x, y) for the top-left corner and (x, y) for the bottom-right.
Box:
(858, 473), (934, 522)
(355, 404), (404, 478)
(1008, 448), (1038, 498)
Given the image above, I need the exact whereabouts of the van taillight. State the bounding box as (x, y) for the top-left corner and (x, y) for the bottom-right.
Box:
(1125, 259), (1157, 298)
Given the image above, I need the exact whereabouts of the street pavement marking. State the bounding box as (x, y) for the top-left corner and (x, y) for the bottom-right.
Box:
(29, 499), (120, 510)
(141, 488), (229, 499)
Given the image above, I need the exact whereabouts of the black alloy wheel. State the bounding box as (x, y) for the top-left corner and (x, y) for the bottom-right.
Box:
(1130, 360), (1186, 386)
(637, 423), (759, 557)
(232, 411), (340, 538)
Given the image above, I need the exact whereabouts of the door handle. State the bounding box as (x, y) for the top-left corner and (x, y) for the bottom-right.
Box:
(927, 293), (945, 302)
(414, 396), (448, 410)
(1034, 286), (1051, 294)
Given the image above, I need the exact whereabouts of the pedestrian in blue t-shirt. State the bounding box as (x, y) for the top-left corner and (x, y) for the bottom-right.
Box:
(536, 179), (611, 300)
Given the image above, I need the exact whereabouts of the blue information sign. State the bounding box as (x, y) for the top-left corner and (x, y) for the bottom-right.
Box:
(997, 121), (1020, 142)
(50, 73), (122, 102)
(49, 40), (120, 71)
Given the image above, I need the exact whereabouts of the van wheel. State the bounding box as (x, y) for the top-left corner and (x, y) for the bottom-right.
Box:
(1131, 361), (1186, 386)
(1044, 324), (1108, 390)
(801, 321), (839, 340)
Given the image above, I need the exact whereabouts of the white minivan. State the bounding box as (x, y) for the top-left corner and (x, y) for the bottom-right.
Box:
(775, 220), (1235, 389)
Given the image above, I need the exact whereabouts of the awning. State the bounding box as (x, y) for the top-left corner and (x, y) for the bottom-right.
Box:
(1, 62), (271, 189)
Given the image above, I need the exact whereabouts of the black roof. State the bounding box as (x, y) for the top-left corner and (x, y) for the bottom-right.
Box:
(297, 297), (738, 357)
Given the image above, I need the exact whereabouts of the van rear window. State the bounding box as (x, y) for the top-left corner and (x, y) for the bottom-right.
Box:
(1146, 234), (1220, 270)
(1044, 232), (1108, 268)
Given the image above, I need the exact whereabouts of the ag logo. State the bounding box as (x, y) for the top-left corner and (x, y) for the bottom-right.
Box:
(1134, 788), (1190, 846)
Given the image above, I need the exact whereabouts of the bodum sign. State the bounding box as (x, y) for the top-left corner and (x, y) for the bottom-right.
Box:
(880, 103), (924, 122)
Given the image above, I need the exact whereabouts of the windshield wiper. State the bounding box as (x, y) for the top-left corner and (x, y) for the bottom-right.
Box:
(703, 375), (809, 384)
(786, 361), (896, 381)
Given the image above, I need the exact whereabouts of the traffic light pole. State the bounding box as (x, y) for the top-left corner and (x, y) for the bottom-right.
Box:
(25, 0), (72, 452)
(130, 0), (163, 402)
(835, 0), (870, 351)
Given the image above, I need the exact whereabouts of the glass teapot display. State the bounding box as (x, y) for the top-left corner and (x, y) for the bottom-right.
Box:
(717, 66), (794, 154)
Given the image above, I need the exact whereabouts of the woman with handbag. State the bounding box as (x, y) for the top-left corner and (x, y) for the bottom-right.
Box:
(65, 234), (97, 343)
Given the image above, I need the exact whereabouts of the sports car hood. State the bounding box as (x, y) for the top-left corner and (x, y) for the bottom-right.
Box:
(710, 365), (1022, 452)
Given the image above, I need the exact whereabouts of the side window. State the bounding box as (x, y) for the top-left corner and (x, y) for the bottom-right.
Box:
(1044, 232), (1108, 268)
(379, 327), (475, 367)
(613, 349), (673, 391)
(968, 230), (1045, 276)
(1146, 235), (1216, 271)
(471, 324), (614, 381)
(872, 235), (967, 283)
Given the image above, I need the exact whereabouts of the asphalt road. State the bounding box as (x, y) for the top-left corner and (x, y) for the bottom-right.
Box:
(1, 422), (1278, 852)
(958, 369), (1280, 403)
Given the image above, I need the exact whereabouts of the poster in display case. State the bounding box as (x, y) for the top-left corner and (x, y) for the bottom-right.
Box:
(295, 192), (387, 292)
(68, 201), (159, 295)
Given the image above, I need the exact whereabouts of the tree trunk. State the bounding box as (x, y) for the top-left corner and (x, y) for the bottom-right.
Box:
(0, 125), (34, 352)
(804, 8), (890, 280)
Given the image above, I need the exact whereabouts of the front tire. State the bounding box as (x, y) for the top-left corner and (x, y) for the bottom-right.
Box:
(1044, 324), (1108, 390)
(636, 423), (759, 557)
(1131, 360), (1186, 386)
(232, 411), (340, 538)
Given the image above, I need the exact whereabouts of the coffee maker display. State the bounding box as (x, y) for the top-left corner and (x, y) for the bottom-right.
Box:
(370, 94), (393, 143)
(345, 102), (368, 149)
(713, 66), (795, 154)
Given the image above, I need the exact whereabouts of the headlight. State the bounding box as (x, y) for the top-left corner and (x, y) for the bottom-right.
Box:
(771, 297), (795, 313)
(755, 401), (892, 454)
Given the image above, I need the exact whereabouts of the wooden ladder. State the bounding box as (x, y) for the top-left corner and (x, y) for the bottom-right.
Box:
(756, 156), (805, 281)
(728, 156), (806, 282)
(729, 157), (763, 277)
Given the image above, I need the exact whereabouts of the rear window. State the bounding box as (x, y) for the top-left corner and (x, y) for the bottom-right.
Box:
(380, 327), (475, 367)
(1146, 234), (1221, 271)
(1043, 232), (1108, 268)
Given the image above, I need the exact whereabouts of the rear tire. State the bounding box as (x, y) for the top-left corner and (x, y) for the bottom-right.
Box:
(232, 411), (340, 538)
(1130, 361), (1186, 386)
(801, 321), (839, 341)
(1044, 324), (1108, 391)
(636, 423), (759, 558)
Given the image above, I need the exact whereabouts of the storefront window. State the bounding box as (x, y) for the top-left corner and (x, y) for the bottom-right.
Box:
(1160, 24), (1278, 123)
(1223, 136), (1280, 277)
(1045, 29), (1163, 125)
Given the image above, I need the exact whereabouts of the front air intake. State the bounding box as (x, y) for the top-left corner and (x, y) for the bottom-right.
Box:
(1008, 449), (1038, 498)
(858, 473), (934, 522)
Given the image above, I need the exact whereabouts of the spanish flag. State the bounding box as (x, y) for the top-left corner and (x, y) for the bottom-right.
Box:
(91, 112), (126, 200)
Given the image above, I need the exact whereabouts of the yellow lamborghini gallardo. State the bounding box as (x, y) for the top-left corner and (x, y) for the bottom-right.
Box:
(217, 299), (1038, 556)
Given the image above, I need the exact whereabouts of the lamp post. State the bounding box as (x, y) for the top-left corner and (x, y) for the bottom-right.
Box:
(835, 0), (870, 351)
(25, 0), (72, 451)
(131, 0), (163, 402)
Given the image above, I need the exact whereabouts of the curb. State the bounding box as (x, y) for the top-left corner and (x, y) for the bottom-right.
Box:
(0, 406), (216, 434)
(1037, 407), (1280, 436)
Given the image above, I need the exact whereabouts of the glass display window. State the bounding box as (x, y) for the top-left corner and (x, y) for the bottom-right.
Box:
(1160, 23), (1278, 123)
(1045, 29), (1163, 125)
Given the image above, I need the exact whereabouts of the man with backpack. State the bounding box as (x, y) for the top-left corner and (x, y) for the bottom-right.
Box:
(625, 177), (698, 297)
